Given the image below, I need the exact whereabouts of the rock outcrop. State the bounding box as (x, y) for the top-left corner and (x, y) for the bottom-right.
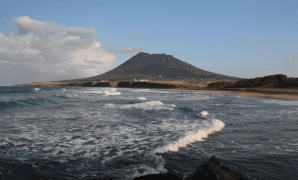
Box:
(133, 156), (247, 180)
(190, 156), (248, 180)
(117, 81), (176, 89)
(208, 74), (298, 89)
(59, 82), (111, 87)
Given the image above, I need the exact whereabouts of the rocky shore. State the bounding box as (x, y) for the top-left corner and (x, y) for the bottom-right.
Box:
(133, 156), (248, 180)
(14, 74), (298, 100)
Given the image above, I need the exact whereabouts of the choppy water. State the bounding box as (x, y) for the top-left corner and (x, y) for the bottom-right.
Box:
(0, 86), (297, 179)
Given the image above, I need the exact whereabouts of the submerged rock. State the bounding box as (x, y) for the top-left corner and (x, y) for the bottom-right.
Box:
(190, 156), (248, 180)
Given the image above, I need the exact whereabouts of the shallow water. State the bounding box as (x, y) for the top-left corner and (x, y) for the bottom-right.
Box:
(0, 86), (297, 179)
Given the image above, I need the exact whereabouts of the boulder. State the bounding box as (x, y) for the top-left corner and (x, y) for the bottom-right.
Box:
(190, 156), (248, 180)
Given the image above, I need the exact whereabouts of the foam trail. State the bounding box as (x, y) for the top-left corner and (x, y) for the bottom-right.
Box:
(200, 111), (208, 116)
(157, 119), (225, 152)
(104, 91), (121, 96)
(138, 97), (147, 100)
(130, 154), (167, 179)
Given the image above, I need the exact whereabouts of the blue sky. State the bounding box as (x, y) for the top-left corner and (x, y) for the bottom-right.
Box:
(1, 0), (298, 85)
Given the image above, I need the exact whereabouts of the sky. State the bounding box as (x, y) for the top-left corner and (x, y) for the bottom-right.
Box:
(0, 0), (298, 86)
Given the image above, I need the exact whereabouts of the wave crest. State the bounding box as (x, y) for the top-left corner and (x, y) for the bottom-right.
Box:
(157, 119), (225, 152)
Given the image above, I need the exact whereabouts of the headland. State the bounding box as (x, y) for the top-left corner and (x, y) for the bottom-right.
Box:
(15, 74), (298, 100)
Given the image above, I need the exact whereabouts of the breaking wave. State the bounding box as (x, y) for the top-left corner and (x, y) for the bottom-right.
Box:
(105, 101), (176, 111)
(200, 111), (208, 116)
(138, 97), (147, 100)
(156, 119), (225, 152)
(259, 99), (298, 106)
(104, 91), (121, 96)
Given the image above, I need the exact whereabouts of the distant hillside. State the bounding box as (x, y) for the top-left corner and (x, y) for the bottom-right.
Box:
(208, 74), (298, 89)
(77, 52), (241, 81)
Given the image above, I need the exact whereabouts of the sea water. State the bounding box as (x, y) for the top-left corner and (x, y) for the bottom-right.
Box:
(0, 86), (297, 179)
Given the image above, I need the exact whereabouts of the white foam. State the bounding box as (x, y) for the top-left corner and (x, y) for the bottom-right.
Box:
(138, 89), (150, 91)
(109, 88), (117, 92)
(259, 99), (298, 106)
(123, 101), (176, 110)
(104, 91), (121, 96)
(200, 111), (208, 116)
(34, 88), (40, 91)
(157, 119), (225, 152)
(129, 154), (167, 179)
(101, 156), (114, 164)
(138, 97), (147, 100)
(62, 88), (66, 90)
(83, 90), (104, 94)
(105, 101), (176, 111)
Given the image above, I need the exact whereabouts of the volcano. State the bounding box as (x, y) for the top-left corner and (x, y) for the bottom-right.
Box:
(79, 52), (240, 81)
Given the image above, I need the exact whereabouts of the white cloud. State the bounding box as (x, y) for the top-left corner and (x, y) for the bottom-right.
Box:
(12, 16), (58, 34)
(0, 16), (116, 85)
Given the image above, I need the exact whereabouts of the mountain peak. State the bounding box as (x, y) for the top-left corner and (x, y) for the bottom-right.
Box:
(81, 52), (240, 81)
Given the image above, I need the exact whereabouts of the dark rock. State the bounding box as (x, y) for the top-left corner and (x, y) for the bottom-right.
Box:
(92, 82), (111, 87)
(130, 82), (176, 89)
(82, 82), (93, 87)
(117, 82), (131, 87)
(208, 74), (298, 89)
(190, 156), (248, 180)
(133, 173), (182, 180)
(117, 81), (176, 89)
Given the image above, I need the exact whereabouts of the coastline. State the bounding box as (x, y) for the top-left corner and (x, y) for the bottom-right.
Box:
(166, 88), (298, 100)
(15, 80), (298, 100)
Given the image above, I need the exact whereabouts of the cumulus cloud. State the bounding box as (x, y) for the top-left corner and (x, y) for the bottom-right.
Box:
(286, 55), (298, 64)
(236, 36), (250, 40)
(0, 16), (116, 85)
(105, 43), (143, 54)
(134, 30), (149, 41)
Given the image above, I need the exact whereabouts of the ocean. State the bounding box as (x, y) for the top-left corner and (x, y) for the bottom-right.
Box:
(0, 86), (297, 180)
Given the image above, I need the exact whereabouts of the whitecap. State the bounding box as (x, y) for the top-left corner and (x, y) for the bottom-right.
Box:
(156, 119), (225, 152)
(129, 154), (167, 179)
(138, 89), (150, 92)
(83, 90), (104, 94)
(123, 101), (175, 110)
(138, 97), (147, 100)
(104, 91), (121, 96)
(259, 99), (298, 106)
(109, 88), (117, 92)
(200, 111), (208, 116)
(34, 88), (40, 91)
(104, 101), (175, 111)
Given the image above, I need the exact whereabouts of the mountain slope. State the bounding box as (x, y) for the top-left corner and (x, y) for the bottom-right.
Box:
(80, 52), (240, 81)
